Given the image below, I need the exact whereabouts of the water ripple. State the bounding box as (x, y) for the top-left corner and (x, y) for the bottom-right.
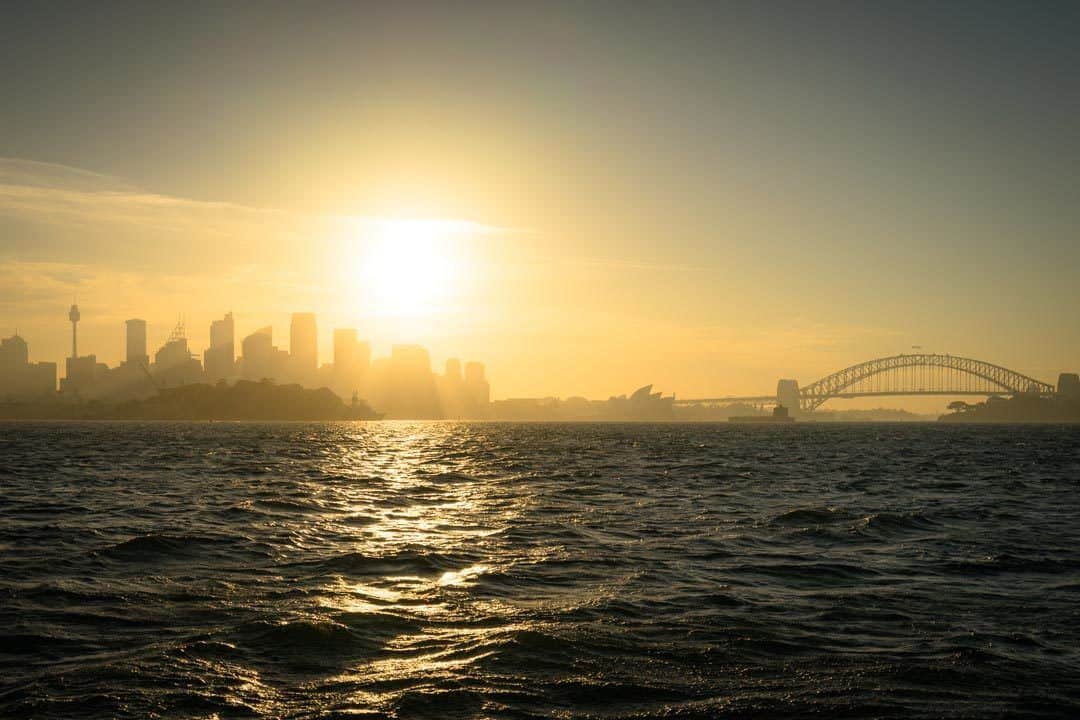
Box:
(1, 421), (1079, 718)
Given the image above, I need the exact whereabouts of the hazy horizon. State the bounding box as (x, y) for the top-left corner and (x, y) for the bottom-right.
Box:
(2, 2), (1078, 407)
(5, 6), (1080, 717)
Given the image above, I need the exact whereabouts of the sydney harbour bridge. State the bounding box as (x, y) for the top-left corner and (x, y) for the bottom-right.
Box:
(676, 353), (1058, 413)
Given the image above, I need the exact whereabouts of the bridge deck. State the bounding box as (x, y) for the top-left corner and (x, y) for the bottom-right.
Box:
(675, 354), (1056, 410)
(674, 396), (775, 406)
(676, 390), (1052, 407)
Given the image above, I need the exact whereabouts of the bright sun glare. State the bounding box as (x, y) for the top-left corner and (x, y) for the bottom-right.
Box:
(354, 219), (467, 316)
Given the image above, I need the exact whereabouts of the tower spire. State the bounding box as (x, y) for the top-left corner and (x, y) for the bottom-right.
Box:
(68, 303), (81, 359)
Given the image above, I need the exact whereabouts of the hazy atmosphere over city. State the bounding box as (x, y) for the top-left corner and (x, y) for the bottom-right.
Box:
(4, 4), (1080, 719)
(3, 1), (1079, 407)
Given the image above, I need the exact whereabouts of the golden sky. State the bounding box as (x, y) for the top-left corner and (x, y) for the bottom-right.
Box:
(1, 4), (1078, 406)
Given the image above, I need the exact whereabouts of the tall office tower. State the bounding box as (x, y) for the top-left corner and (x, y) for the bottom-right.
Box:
(355, 340), (371, 374)
(68, 304), (80, 358)
(437, 358), (465, 419)
(0, 334), (55, 401)
(241, 326), (274, 380)
(392, 344), (432, 377)
(290, 313), (318, 375)
(154, 319), (193, 370)
(334, 328), (358, 369)
(204, 313), (236, 382)
(151, 319), (203, 387)
(210, 312), (234, 350)
(386, 344), (439, 418)
(0, 334), (29, 369)
(331, 328), (370, 400)
(464, 361), (490, 406)
(125, 319), (148, 366)
(464, 361), (485, 386)
(445, 358), (462, 384)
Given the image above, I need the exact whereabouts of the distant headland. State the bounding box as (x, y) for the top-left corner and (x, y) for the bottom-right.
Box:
(939, 387), (1080, 424)
(0, 380), (380, 421)
(3, 307), (1078, 421)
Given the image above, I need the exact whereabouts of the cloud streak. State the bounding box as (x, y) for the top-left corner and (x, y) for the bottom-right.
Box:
(0, 158), (513, 263)
(0, 157), (136, 193)
(0, 157), (296, 246)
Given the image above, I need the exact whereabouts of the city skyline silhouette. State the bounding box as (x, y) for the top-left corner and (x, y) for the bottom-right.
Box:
(3, 4), (1080, 719)
(2, 3), (1079, 406)
(2, 300), (1077, 422)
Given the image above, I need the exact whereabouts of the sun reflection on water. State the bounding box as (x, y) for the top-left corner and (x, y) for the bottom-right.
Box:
(436, 564), (490, 587)
(293, 422), (535, 708)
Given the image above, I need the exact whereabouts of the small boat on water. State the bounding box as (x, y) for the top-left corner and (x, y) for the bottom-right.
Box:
(729, 405), (795, 423)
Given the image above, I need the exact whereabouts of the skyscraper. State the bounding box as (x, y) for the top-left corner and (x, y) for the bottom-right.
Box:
(204, 313), (235, 382)
(290, 313), (317, 377)
(152, 320), (203, 388)
(334, 328), (358, 369)
(210, 312), (234, 350)
(445, 358), (462, 384)
(125, 319), (148, 366)
(355, 340), (371, 375)
(386, 344), (439, 418)
(464, 361), (485, 386)
(154, 320), (192, 370)
(464, 361), (490, 408)
(241, 326), (274, 381)
(331, 328), (372, 399)
(0, 334), (29, 369)
(439, 358), (465, 418)
(0, 334), (55, 400)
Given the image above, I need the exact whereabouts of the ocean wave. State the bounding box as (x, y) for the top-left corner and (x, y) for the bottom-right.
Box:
(286, 549), (471, 577)
(853, 511), (940, 534)
(943, 553), (1080, 576)
(770, 506), (850, 526)
(231, 618), (386, 663)
(728, 560), (883, 582)
(0, 632), (89, 656)
(421, 471), (482, 484)
(95, 533), (255, 561)
(253, 498), (325, 514)
(4, 422), (1080, 718)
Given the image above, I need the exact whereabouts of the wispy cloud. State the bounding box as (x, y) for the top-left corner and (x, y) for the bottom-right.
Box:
(0, 157), (296, 245)
(0, 158), (514, 258)
(0, 158), (518, 336)
(0, 157), (136, 193)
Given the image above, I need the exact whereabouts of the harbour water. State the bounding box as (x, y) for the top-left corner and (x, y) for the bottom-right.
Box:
(1, 421), (1079, 718)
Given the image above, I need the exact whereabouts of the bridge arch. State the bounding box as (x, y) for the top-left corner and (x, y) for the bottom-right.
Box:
(799, 354), (1054, 411)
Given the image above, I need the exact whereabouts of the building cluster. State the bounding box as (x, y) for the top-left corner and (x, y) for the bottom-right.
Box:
(0, 334), (57, 401)
(0, 305), (490, 419)
(491, 384), (676, 421)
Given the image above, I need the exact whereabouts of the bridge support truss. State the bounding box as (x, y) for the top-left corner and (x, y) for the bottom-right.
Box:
(798, 353), (1055, 411)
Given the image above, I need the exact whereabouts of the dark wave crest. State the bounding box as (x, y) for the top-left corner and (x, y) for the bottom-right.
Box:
(2, 422), (1079, 719)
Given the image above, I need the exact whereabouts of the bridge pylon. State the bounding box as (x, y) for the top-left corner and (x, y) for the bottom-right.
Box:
(776, 379), (801, 413)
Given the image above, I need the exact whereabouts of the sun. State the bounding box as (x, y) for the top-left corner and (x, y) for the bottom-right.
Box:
(353, 218), (467, 316)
